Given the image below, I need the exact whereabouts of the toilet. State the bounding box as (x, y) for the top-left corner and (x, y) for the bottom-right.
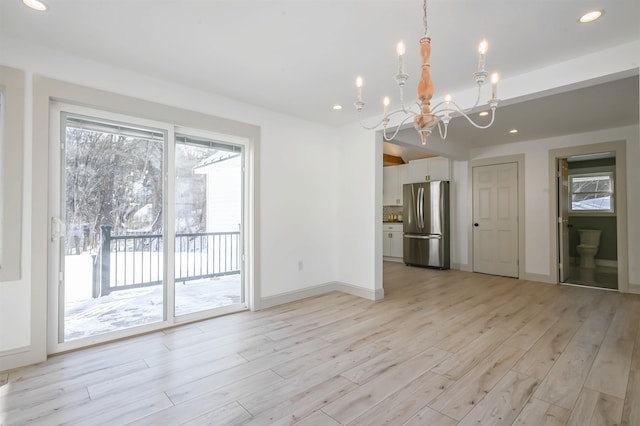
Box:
(577, 229), (602, 268)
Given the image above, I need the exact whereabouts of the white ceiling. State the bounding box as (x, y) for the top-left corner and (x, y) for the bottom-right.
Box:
(1, 0), (639, 151)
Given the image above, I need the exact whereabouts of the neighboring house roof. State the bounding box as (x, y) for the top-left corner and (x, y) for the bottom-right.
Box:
(193, 151), (241, 171)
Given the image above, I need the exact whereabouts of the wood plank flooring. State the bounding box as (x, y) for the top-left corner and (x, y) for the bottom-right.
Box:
(2, 262), (640, 425)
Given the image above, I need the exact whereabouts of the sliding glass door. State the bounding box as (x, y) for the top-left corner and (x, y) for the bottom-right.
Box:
(174, 134), (244, 317)
(48, 104), (246, 351)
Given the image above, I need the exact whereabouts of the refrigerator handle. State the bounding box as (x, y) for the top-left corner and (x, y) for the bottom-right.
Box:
(418, 187), (423, 230)
(404, 234), (442, 240)
(418, 186), (424, 230)
(415, 187), (420, 231)
(414, 186), (420, 231)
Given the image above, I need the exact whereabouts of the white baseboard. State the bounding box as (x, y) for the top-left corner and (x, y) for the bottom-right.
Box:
(258, 281), (383, 310)
(453, 262), (549, 282)
(595, 259), (618, 268)
(334, 281), (384, 301)
(628, 283), (640, 295)
(453, 263), (550, 282)
(451, 262), (472, 272)
(569, 256), (618, 268)
(522, 272), (556, 284)
(0, 345), (43, 373)
(383, 256), (403, 263)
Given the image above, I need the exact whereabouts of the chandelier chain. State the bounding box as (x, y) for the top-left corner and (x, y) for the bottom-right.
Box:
(423, 0), (429, 35)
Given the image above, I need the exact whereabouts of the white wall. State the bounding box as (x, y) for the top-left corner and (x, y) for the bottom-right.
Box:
(0, 281), (30, 353)
(0, 63), (32, 357)
(0, 37), (373, 370)
(450, 160), (470, 269)
(334, 123), (380, 295)
(460, 125), (639, 282)
(256, 108), (339, 297)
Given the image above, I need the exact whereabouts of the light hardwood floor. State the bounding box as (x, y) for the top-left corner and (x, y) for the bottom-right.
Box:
(2, 263), (639, 425)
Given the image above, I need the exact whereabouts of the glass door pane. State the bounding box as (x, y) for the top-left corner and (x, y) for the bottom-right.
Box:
(174, 135), (243, 316)
(61, 114), (165, 341)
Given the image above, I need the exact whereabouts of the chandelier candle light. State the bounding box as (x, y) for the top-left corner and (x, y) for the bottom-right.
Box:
(354, 0), (500, 144)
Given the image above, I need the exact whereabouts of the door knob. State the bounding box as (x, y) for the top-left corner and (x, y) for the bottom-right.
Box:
(474, 223), (479, 227)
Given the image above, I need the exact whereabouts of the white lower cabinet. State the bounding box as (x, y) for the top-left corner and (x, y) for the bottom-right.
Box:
(389, 231), (403, 257)
(383, 224), (403, 260)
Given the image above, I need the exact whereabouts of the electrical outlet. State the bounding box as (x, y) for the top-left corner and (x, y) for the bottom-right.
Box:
(298, 260), (303, 271)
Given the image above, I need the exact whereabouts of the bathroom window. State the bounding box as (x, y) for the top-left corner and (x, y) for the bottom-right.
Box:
(569, 172), (614, 213)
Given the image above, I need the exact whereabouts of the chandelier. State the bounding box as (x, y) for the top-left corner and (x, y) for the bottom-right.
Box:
(354, 0), (500, 144)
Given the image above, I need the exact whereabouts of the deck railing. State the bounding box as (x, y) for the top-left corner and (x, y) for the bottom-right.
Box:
(93, 225), (240, 297)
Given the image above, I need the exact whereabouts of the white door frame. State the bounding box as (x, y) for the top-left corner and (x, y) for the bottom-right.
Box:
(548, 141), (629, 292)
(45, 99), (255, 354)
(29, 77), (259, 366)
(557, 159), (570, 282)
(468, 154), (526, 279)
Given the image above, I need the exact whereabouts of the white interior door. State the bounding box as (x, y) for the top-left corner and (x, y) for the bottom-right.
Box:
(558, 159), (570, 282)
(472, 162), (519, 277)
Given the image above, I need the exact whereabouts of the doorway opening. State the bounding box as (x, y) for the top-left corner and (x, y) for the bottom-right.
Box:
(381, 141), (449, 265)
(556, 152), (618, 290)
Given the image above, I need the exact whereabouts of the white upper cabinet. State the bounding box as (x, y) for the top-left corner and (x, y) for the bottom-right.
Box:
(383, 166), (399, 206)
(408, 157), (450, 183)
(397, 164), (409, 188)
(383, 164), (409, 206)
(427, 156), (450, 181)
(384, 158), (449, 206)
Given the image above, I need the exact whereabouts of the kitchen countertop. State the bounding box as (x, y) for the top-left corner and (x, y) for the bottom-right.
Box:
(383, 221), (403, 224)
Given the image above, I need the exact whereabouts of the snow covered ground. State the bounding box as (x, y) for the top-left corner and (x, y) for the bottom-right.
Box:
(63, 254), (241, 341)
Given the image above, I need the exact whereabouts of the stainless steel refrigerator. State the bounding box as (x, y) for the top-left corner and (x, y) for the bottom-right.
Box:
(403, 181), (450, 269)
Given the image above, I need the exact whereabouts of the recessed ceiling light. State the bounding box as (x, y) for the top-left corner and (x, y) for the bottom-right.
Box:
(23, 0), (47, 11)
(479, 111), (489, 117)
(509, 129), (519, 134)
(579, 10), (603, 23)
(333, 104), (343, 110)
